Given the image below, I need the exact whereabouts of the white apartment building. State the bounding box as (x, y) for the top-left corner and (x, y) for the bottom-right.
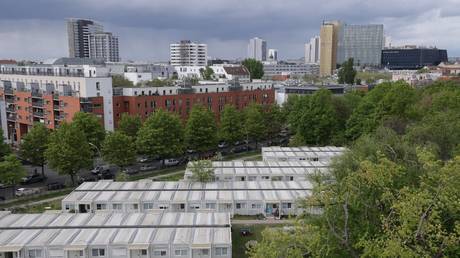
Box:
(247, 37), (267, 61)
(263, 63), (319, 79)
(305, 36), (321, 64)
(89, 32), (120, 62)
(268, 49), (278, 61)
(170, 40), (207, 66)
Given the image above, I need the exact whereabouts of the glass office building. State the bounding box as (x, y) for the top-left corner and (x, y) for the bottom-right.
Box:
(337, 24), (384, 66)
(381, 48), (448, 70)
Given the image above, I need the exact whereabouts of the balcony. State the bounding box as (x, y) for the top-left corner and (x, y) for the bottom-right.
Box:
(31, 91), (43, 98)
(6, 107), (15, 113)
(6, 114), (16, 121)
(32, 101), (44, 108)
(33, 111), (44, 117)
(5, 98), (14, 103)
(3, 88), (13, 95)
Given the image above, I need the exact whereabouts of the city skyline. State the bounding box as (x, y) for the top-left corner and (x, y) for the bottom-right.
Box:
(0, 0), (459, 61)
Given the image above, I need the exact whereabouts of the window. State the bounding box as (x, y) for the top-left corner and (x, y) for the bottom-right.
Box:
(29, 249), (42, 258)
(282, 203), (292, 209)
(236, 203), (246, 209)
(180, 203), (185, 210)
(96, 82), (100, 90)
(174, 249), (188, 256)
(112, 203), (122, 210)
(215, 247), (228, 256)
(153, 250), (167, 256)
(140, 250), (147, 255)
(252, 203), (262, 209)
(130, 203), (139, 210)
(92, 249), (105, 257)
(262, 176), (270, 180)
(200, 249), (209, 255)
(206, 203), (216, 209)
(143, 203), (154, 210)
(96, 203), (106, 210)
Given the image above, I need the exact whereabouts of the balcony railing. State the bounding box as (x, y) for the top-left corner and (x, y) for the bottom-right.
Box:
(32, 101), (44, 108)
(6, 107), (15, 113)
(0, 70), (85, 78)
(3, 88), (13, 95)
(33, 111), (44, 117)
(6, 114), (16, 121)
(5, 98), (14, 103)
(31, 91), (43, 98)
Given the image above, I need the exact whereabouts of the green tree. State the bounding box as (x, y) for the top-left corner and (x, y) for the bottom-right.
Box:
(117, 113), (142, 138)
(136, 110), (184, 163)
(45, 123), (93, 185)
(263, 104), (285, 139)
(0, 128), (11, 161)
(112, 75), (134, 87)
(185, 105), (218, 153)
(0, 154), (26, 195)
(144, 79), (174, 87)
(189, 160), (214, 182)
(242, 58), (264, 80)
(115, 172), (129, 182)
(102, 131), (136, 170)
(19, 123), (49, 177)
(200, 66), (215, 80)
(72, 112), (106, 149)
(219, 105), (244, 145)
(338, 58), (357, 84)
(244, 103), (266, 148)
(297, 89), (339, 145)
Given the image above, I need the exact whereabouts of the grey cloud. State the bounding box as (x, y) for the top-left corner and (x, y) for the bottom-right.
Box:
(0, 0), (459, 61)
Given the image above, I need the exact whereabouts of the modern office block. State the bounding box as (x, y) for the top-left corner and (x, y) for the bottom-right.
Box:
(247, 37), (267, 61)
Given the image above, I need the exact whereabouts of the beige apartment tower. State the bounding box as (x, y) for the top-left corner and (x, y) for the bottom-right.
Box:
(320, 21), (341, 76)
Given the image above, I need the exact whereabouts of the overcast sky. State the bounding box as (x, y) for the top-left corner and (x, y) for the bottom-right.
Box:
(0, 0), (459, 62)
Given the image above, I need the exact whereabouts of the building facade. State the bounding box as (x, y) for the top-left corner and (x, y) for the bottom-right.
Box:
(247, 37), (267, 61)
(337, 24), (384, 66)
(319, 21), (341, 76)
(381, 47), (448, 70)
(0, 64), (114, 144)
(268, 49), (278, 61)
(263, 63), (319, 79)
(170, 41), (207, 66)
(67, 19), (103, 59)
(112, 82), (275, 128)
(89, 32), (120, 62)
(305, 36), (320, 64)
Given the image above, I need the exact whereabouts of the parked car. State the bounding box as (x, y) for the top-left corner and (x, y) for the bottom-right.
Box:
(21, 174), (46, 185)
(140, 163), (158, 171)
(15, 187), (41, 197)
(47, 182), (65, 191)
(137, 156), (150, 163)
(0, 196), (5, 202)
(164, 159), (180, 167)
(91, 165), (110, 175)
(186, 149), (196, 154)
(231, 145), (248, 153)
(218, 142), (228, 149)
(122, 166), (140, 175)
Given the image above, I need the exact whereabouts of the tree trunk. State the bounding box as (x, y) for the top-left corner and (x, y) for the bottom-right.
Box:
(41, 164), (45, 178)
(70, 173), (75, 186)
(11, 184), (15, 198)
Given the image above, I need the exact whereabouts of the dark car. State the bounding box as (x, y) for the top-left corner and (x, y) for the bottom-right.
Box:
(122, 165), (141, 175)
(231, 145), (248, 153)
(21, 174), (46, 185)
(47, 182), (65, 191)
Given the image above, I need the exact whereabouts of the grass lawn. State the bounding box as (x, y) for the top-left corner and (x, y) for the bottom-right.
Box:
(232, 224), (284, 258)
(155, 172), (185, 181)
(11, 199), (62, 213)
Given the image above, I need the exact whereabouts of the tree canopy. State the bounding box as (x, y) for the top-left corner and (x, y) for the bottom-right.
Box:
(242, 59), (264, 80)
(102, 131), (136, 169)
(189, 160), (214, 182)
(45, 123), (93, 185)
(112, 75), (134, 87)
(185, 105), (218, 153)
(248, 80), (460, 258)
(117, 113), (142, 138)
(19, 123), (49, 177)
(244, 103), (266, 146)
(71, 112), (106, 149)
(338, 58), (357, 84)
(219, 105), (244, 145)
(136, 110), (184, 160)
(0, 154), (26, 193)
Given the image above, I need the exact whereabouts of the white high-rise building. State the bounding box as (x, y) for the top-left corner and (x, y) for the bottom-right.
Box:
(89, 32), (120, 62)
(170, 40), (208, 66)
(268, 49), (278, 61)
(67, 18), (103, 58)
(247, 37), (267, 61)
(305, 36), (321, 64)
